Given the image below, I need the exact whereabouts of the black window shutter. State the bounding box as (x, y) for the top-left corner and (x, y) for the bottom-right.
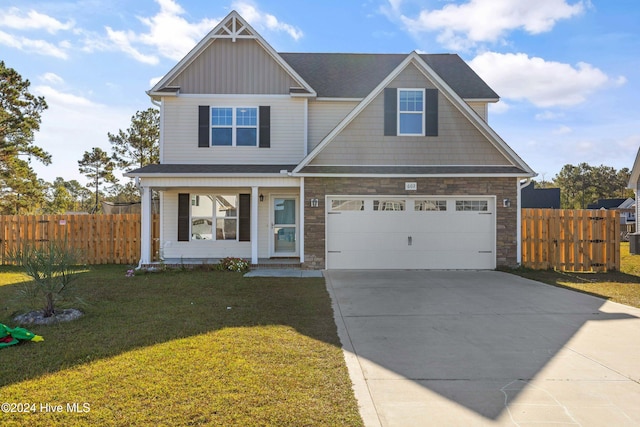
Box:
(178, 193), (190, 241)
(198, 106), (209, 147)
(384, 88), (397, 136)
(425, 89), (438, 137)
(238, 194), (251, 242)
(259, 106), (270, 148)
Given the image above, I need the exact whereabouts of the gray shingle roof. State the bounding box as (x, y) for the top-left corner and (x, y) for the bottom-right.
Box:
(125, 164), (297, 175)
(297, 166), (527, 175)
(279, 53), (498, 99)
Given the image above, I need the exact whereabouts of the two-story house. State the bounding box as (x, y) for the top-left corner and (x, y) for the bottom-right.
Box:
(125, 10), (536, 270)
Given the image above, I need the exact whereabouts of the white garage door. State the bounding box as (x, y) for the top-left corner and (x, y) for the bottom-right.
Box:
(326, 196), (496, 269)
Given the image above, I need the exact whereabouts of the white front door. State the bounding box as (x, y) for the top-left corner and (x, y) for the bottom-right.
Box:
(271, 196), (298, 256)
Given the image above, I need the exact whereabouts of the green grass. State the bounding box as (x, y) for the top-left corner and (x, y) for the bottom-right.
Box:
(506, 242), (640, 308)
(0, 266), (363, 427)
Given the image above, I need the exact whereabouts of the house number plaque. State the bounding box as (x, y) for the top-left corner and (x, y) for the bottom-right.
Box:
(405, 182), (417, 191)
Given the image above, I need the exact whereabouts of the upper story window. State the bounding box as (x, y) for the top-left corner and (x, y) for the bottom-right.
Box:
(211, 107), (258, 146)
(398, 89), (424, 135)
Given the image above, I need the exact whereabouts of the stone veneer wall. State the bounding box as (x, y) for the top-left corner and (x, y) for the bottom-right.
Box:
(302, 177), (519, 269)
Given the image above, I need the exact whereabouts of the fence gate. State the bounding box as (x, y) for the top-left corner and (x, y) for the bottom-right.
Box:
(521, 209), (620, 272)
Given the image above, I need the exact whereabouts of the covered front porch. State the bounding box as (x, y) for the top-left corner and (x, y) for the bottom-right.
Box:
(135, 174), (305, 267)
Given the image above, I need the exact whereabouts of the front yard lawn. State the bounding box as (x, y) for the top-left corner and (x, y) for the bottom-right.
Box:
(0, 266), (363, 427)
(507, 242), (640, 309)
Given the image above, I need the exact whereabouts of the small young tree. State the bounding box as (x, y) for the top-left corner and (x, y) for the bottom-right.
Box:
(9, 240), (84, 318)
(78, 147), (117, 212)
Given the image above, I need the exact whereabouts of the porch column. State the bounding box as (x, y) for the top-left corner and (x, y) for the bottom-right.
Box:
(139, 184), (152, 266)
(251, 186), (259, 265)
(299, 178), (305, 264)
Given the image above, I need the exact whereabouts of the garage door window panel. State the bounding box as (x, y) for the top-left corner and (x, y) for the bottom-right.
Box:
(374, 200), (406, 211)
(415, 200), (447, 211)
(331, 199), (365, 211)
(456, 200), (489, 212)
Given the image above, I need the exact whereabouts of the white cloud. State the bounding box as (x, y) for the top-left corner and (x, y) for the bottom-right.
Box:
(136, 0), (218, 61)
(40, 72), (65, 86)
(535, 111), (565, 120)
(83, 0), (216, 64)
(30, 86), (133, 183)
(618, 134), (640, 151)
(232, 1), (304, 41)
(469, 52), (623, 107)
(552, 125), (573, 135)
(488, 100), (510, 114)
(0, 7), (74, 34)
(149, 76), (163, 88)
(395, 0), (586, 49)
(0, 30), (69, 59)
(105, 27), (159, 65)
(91, 0), (303, 64)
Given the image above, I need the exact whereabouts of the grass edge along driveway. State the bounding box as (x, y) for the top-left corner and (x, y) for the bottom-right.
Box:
(0, 266), (364, 427)
(505, 242), (640, 309)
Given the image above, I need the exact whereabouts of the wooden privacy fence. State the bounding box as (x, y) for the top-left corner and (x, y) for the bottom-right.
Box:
(0, 214), (159, 265)
(521, 209), (620, 272)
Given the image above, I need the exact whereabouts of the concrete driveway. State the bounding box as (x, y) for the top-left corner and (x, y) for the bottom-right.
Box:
(324, 270), (640, 427)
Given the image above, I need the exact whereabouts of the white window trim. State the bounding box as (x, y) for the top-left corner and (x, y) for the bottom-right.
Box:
(190, 193), (239, 241)
(397, 88), (425, 136)
(211, 106), (259, 147)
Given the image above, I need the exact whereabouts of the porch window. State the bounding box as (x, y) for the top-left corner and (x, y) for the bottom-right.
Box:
(190, 194), (238, 240)
(211, 107), (257, 146)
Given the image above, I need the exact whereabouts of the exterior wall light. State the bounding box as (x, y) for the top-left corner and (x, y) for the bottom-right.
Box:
(503, 198), (511, 208)
(259, 194), (264, 202)
(310, 198), (319, 208)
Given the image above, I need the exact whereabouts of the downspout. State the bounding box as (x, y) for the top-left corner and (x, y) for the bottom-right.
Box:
(517, 178), (533, 265)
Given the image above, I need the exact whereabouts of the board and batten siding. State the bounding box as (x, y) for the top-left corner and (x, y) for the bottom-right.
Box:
(307, 100), (358, 152)
(166, 38), (299, 95)
(162, 96), (306, 164)
(310, 64), (510, 167)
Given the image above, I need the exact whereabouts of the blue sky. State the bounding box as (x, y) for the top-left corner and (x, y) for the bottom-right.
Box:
(1, 0), (639, 185)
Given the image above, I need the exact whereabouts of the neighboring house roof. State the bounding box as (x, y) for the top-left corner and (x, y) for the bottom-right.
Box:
(587, 198), (633, 210)
(521, 181), (561, 209)
(279, 53), (499, 100)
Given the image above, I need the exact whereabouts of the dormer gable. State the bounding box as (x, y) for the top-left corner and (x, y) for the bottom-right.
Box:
(294, 52), (534, 175)
(148, 11), (315, 98)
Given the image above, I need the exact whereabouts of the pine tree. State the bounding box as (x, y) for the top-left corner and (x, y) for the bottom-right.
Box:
(109, 108), (159, 169)
(78, 147), (117, 213)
